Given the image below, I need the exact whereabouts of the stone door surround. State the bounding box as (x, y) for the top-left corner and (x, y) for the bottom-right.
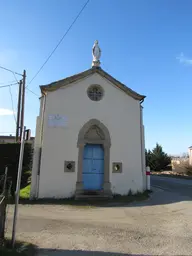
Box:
(76, 119), (111, 196)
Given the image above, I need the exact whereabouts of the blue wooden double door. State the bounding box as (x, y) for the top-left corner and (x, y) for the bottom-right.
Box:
(83, 144), (104, 190)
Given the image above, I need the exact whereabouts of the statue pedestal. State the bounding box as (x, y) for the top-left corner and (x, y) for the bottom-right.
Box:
(92, 60), (100, 67)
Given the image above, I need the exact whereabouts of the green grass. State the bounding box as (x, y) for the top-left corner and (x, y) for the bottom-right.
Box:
(19, 184), (31, 199)
(112, 190), (150, 203)
(17, 184), (150, 207)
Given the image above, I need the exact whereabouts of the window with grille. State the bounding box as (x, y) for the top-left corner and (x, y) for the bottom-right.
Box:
(87, 85), (104, 101)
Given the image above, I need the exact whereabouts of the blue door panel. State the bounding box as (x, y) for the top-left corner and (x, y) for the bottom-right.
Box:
(92, 159), (104, 173)
(83, 173), (103, 190)
(83, 145), (93, 158)
(83, 144), (104, 190)
(83, 159), (93, 173)
(92, 145), (104, 159)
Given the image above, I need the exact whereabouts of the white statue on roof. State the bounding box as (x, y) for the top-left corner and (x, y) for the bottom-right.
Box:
(92, 40), (101, 67)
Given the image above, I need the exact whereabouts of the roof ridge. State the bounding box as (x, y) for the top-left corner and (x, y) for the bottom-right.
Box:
(40, 67), (145, 101)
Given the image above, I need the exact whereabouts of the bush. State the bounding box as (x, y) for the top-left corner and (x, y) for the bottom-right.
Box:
(186, 166), (192, 175)
(146, 143), (171, 171)
(174, 160), (192, 175)
(0, 143), (33, 196)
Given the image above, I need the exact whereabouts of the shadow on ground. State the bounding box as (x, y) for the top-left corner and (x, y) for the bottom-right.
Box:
(38, 249), (152, 256)
(8, 175), (192, 208)
(8, 189), (192, 207)
(8, 191), (151, 206)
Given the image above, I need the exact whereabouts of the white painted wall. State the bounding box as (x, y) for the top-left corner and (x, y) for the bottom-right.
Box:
(37, 73), (144, 198)
(189, 148), (192, 166)
(30, 116), (41, 199)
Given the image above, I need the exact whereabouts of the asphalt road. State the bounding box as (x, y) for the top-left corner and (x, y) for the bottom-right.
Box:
(151, 175), (192, 198)
(6, 176), (192, 256)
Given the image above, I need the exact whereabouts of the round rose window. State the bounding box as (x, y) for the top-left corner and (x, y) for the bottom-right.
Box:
(87, 85), (104, 101)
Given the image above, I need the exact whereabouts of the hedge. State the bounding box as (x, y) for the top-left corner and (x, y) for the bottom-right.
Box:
(0, 143), (33, 196)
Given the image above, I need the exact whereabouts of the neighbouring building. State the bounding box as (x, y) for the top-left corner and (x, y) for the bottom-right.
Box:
(0, 135), (34, 144)
(188, 146), (192, 166)
(30, 41), (146, 199)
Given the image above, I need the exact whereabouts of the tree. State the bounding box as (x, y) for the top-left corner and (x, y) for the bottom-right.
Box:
(145, 143), (171, 171)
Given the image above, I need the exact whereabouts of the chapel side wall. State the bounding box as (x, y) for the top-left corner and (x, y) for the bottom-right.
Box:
(30, 96), (44, 199)
(38, 73), (143, 198)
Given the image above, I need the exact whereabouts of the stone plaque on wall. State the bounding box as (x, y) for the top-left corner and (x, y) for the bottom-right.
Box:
(48, 114), (67, 127)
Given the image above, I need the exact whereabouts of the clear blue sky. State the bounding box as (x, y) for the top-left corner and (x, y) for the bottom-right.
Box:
(0, 0), (192, 155)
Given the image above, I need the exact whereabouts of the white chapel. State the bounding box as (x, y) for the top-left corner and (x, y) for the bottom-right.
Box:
(30, 41), (146, 199)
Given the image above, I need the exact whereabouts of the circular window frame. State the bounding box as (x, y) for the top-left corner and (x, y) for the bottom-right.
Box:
(87, 84), (104, 102)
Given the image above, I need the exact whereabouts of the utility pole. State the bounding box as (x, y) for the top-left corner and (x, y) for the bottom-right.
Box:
(20, 70), (26, 141)
(11, 126), (26, 248)
(11, 70), (27, 247)
(0, 66), (24, 141)
(15, 80), (22, 142)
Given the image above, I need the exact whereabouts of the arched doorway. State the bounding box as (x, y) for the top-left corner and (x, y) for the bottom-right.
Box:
(76, 119), (112, 197)
(83, 144), (104, 190)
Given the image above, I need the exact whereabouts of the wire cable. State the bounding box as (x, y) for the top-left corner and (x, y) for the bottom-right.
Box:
(0, 132), (15, 133)
(0, 65), (22, 76)
(12, 72), (19, 84)
(26, 87), (39, 97)
(8, 85), (17, 124)
(28, 0), (90, 86)
(0, 80), (16, 85)
(0, 82), (18, 89)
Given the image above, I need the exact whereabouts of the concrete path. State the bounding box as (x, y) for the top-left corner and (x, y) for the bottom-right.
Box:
(6, 177), (192, 255)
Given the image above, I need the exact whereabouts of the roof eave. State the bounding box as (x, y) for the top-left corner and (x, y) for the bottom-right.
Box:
(39, 67), (146, 100)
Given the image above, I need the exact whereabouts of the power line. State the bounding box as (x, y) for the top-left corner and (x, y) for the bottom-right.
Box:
(26, 87), (39, 97)
(12, 72), (19, 84)
(8, 85), (17, 124)
(0, 131), (35, 134)
(0, 65), (22, 76)
(0, 132), (15, 134)
(28, 0), (90, 86)
(0, 82), (18, 89)
(0, 80), (16, 85)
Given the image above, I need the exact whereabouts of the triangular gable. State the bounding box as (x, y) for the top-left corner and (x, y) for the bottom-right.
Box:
(40, 67), (146, 101)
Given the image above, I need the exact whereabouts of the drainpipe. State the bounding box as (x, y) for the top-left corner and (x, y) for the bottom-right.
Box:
(139, 98), (146, 190)
(35, 93), (46, 198)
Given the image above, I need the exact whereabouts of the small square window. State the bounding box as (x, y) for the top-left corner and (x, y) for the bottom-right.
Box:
(112, 162), (122, 173)
(64, 161), (75, 172)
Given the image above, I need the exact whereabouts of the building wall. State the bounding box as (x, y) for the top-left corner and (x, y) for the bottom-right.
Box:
(38, 73), (144, 198)
(189, 148), (192, 166)
(0, 136), (34, 145)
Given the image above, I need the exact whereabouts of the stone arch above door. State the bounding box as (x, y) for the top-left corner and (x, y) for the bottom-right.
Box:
(76, 119), (112, 198)
(77, 119), (111, 148)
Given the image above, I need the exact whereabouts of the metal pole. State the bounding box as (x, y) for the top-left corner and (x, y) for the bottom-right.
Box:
(16, 80), (22, 142)
(146, 166), (151, 190)
(20, 70), (26, 141)
(3, 166), (8, 195)
(11, 126), (26, 248)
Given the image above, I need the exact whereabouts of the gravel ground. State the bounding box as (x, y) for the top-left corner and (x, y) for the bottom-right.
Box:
(6, 187), (192, 256)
